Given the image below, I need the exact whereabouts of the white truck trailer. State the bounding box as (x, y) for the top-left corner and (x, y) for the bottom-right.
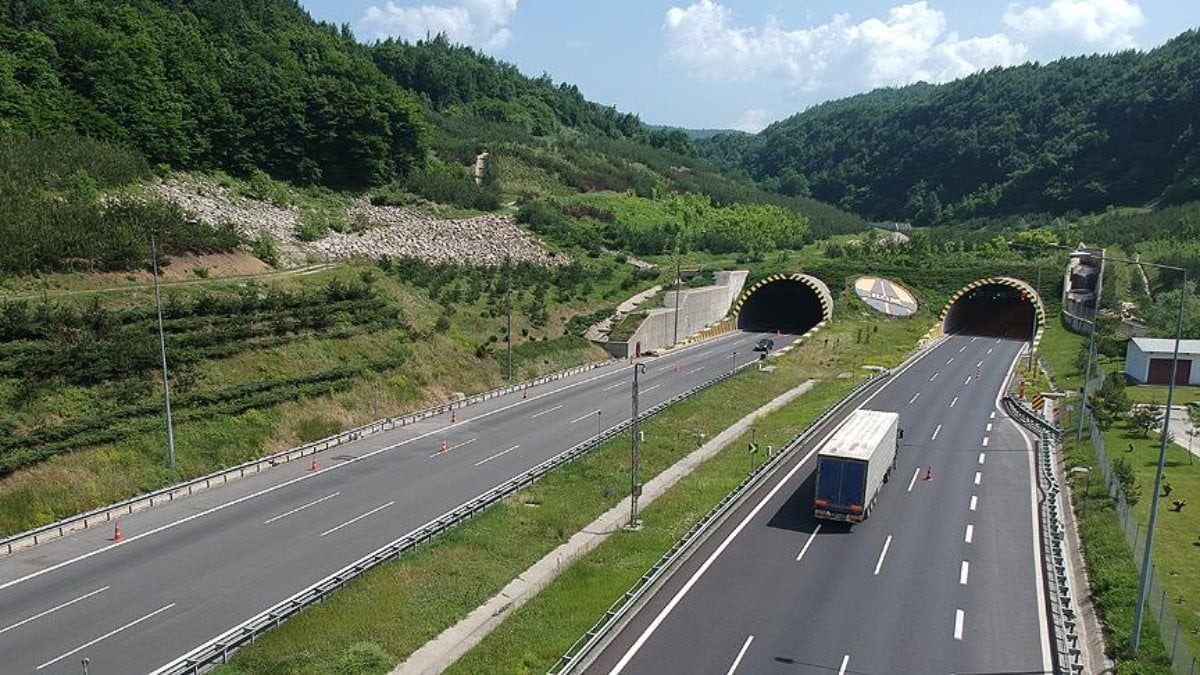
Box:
(813, 409), (900, 523)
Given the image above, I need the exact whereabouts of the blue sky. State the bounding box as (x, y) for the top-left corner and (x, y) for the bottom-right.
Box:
(299, 1), (1200, 132)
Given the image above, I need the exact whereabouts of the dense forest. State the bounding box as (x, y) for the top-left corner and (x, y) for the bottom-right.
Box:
(0, 0), (426, 188)
(701, 30), (1200, 224)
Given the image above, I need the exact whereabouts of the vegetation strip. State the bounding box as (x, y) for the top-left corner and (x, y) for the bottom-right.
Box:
(212, 313), (928, 674)
(400, 380), (818, 673)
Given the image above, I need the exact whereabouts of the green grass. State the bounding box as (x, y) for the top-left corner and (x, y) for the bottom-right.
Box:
(216, 309), (931, 673)
(1040, 315), (1198, 669)
(0, 262), (627, 536)
(1062, 437), (1175, 673)
(1101, 421), (1200, 661)
(1125, 385), (1200, 406)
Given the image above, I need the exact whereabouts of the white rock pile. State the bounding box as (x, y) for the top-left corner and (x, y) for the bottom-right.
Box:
(152, 175), (556, 267)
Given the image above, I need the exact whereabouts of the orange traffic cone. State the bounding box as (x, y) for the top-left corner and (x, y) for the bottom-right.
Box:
(924, 466), (933, 481)
(112, 521), (124, 542)
(440, 439), (448, 454)
(309, 458), (319, 472)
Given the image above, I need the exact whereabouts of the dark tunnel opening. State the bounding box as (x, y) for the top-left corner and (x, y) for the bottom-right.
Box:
(943, 284), (1038, 340)
(736, 280), (825, 334)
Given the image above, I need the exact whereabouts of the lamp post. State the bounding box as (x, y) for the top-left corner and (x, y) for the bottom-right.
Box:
(597, 409), (603, 439)
(628, 362), (647, 530)
(150, 234), (176, 471)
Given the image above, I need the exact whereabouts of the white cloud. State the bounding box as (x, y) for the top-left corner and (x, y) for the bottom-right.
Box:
(1003, 0), (1144, 49)
(732, 108), (774, 133)
(663, 1), (1027, 90)
(361, 0), (518, 50)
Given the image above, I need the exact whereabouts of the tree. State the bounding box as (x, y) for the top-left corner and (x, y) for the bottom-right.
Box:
(1130, 405), (1164, 438)
(1112, 456), (1142, 506)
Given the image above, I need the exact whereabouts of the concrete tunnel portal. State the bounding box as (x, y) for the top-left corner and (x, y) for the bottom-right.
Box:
(733, 273), (833, 334)
(941, 278), (1044, 340)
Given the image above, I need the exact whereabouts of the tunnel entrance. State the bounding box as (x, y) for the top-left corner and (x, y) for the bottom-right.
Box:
(734, 275), (831, 334)
(943, 282), (1039, 339)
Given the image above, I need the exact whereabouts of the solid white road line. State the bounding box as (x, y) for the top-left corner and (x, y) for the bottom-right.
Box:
(795, 524), (822, 562)
(531, 404), (564, 419)
(931, 424), (942, 441)
(949, 396), (959, 408)
(965, 524), (975, 544)
(969, 494), (978, 511)
(982, 436), (990, 447)
(37, 603), (176, 670)
(474, 444), (520, 467)
(569, 410), (601, 425)
(907, 467), (922, 492)
(873, 535), (893, 575)
(954, 609), (965, 640)
(974, 470), (983, 484)
(726, 635), (754, 675)
(960, 560), (970, 585)
(318, 501), (394, 538)
(263, 492), (340, 525)
(607, 334), (949, 674)
(838, 654), (851, 675)
(0, 586), (109, 636)
(908, 392), (920, 404)
(930, 372), (939, 381)
(687, 366), (705, 375)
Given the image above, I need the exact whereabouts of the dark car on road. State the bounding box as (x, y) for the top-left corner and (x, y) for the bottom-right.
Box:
(754, 338), (775, 352)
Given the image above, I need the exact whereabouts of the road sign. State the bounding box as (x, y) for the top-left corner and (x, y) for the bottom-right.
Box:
(748, 442), (759, 454)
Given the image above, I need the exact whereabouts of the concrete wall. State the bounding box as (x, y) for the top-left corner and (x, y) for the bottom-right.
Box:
(606, 270), (748, 357)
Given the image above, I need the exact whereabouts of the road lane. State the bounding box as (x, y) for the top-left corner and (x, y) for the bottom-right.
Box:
(0, 329), (794, 674)
(586, 335), (1050, 675)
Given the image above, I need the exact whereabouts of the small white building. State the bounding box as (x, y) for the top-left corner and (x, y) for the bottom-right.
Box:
(1125, 337), (1200, 385)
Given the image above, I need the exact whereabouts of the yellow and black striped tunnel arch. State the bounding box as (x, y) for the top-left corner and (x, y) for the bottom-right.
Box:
(938, 276), (1047, 340)
(730, 273), (833, 334)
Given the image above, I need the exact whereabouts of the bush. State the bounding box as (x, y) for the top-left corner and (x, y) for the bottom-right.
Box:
(250, 233), (281, 267)
(334, 643), (392, 675)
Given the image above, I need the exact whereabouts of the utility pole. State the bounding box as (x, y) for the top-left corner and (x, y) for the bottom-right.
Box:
(151, 234), (176, 471)
(672, 239), (681, 346)
(628, 362), (647, 530)
(505, 255), (513, 383)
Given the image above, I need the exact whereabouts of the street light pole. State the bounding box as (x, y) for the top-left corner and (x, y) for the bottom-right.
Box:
(628, 362), (647, 530)
(1077, 317), (1098, 442)
(672, 246), (681, 346)
(151, 234), (176, 471)
(597, 409), (602, 439)
(1131, 269), (1188, 652)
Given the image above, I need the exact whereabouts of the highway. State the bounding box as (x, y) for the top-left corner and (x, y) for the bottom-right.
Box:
(0, 329), (792, 674)
(585, 335), (1053, 675)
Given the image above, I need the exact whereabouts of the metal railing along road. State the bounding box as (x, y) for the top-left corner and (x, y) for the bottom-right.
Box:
(151, 354), (765, 673)
(0, 360), (614, 557)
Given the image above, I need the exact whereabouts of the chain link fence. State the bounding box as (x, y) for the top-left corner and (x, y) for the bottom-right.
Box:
(1082, 368), (1199, 675)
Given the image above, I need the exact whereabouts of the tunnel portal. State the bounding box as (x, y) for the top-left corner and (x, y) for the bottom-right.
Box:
(942, 281), (1040, 339)
(734, 274), (832, 334)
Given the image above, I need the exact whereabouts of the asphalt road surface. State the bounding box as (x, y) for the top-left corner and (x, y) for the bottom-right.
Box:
(586, 335), (1052, 675)
(0, 330), (794, 674)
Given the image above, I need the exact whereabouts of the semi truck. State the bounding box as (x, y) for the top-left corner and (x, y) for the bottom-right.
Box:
(813, 409), (900, 524)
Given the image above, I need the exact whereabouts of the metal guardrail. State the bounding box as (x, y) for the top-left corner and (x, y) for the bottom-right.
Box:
(150, 354), (765, 673)
(0, 360), (615, 557)
(547, 369), (889, 675)
(1005, 395), (1080, 674)
(1004, 395), (1064, 440)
